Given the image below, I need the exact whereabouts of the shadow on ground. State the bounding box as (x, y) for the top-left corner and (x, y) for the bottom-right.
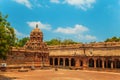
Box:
(0, 75), (18, 80)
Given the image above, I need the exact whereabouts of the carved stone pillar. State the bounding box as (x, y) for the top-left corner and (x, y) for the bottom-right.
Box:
(94, 58), (96, 68)
(75, 58), (80, 68)
(63, 58), (65, 67)
(69, 58), (71, 67)
(111, 58), (114, 69)
(111, 61), (113, 69)
(83, 58), (88, 69)
(58, 58), (60, 67)
(102, 58), (105, 69)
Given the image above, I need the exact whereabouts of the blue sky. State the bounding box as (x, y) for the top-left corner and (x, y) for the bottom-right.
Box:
(0, 0), (120, 43)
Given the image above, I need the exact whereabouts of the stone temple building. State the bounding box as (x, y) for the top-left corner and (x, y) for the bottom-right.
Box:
(5, 24), (49, 68)
(0, 24), (120, 70)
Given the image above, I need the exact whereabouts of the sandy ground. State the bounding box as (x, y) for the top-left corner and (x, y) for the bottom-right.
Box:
(0, 69), (120, 80)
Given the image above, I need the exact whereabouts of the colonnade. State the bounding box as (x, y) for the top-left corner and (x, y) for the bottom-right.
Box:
(49, 57), (120, 69)
(49, 57), (83, 68)
(89, 58), (120, 69)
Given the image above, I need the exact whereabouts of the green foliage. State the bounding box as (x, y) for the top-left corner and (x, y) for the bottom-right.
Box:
(105, 36), (120, 42)
(45, 39), (60, 45)
(45, 39), (79, 45)
(0, 12), (16, 60)
(16, 37), (29, 47)
(62, 39), (78, 45)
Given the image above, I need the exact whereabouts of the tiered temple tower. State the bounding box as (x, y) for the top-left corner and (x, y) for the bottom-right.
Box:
(24, 24), (49, 67)
(24, 24), (48, 50)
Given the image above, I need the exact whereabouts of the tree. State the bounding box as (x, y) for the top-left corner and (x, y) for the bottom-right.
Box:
(105, 36), (120, 42)
(0, 12), (16, 60)
(16, 37), (29, 47)
(45, 39), (79, 45)
(45, 39), (61, 45)
(62, 39), (78, 45)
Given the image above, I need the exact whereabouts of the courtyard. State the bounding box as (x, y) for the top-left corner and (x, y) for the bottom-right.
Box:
(0, 69), (120, 80)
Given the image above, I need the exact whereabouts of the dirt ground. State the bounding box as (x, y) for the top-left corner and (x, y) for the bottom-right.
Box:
(0, 69), (120, 80)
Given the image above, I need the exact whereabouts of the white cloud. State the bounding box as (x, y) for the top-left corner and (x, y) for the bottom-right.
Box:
(13, 0), (32, 9)
(54, 24), (88, 34)
(54, 24), (97, 42)
(64, 0), (96, 10)
(50, 0), (60, 3)
(27, 21), (51, 30)
(14, 29), (28, 38)
(50, 0), (96, 10)
(78, 34), (97, 41)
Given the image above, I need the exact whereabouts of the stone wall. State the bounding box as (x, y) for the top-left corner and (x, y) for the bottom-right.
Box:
(49, 44), (120, 70)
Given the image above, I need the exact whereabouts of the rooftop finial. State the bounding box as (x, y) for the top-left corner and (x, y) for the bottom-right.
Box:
(36, 24), (38, 28)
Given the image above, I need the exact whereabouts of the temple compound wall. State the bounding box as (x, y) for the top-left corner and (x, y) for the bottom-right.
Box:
(0, 25), (120, 71)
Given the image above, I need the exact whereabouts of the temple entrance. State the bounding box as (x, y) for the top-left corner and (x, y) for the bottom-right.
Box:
(55, 58), (58, 66)
(104, 59), (111, 68)
(65, 58), (69, 66)
(116, 59), (120, 68)
(71, 58), (75, 66)
(107, 59), (111, 68)
(50, 58), (53, 65)
(89, 58), (94, 67)
(96, 59), (102, 68)
(60, 58), (63, 66)
(104, 61), (107, 68)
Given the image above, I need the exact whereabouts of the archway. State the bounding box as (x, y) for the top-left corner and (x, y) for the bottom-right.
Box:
(107, 59), (111, 68)
(50, 58), (53, 65)
(60, 58), (63, 66)
(80, 60), (83, 67)
(65, 58), (69, 66)
(54, 58), (58, 66)
(104, 60), (107, 68)
(71, 58), (75, 66)
(96, 58), (102, 68)
(89, 58), (94, 67)
(116, 59), (120, 68)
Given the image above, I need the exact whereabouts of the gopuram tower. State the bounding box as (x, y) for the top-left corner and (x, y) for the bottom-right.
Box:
(24, 24), (49, 67)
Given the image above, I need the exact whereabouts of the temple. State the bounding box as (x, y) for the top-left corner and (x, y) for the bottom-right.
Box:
(0, 24), (120, 70)
(5, 24), (49, 67)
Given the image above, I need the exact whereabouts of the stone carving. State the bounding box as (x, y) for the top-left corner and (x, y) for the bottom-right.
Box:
(24, 24), (48, 51)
